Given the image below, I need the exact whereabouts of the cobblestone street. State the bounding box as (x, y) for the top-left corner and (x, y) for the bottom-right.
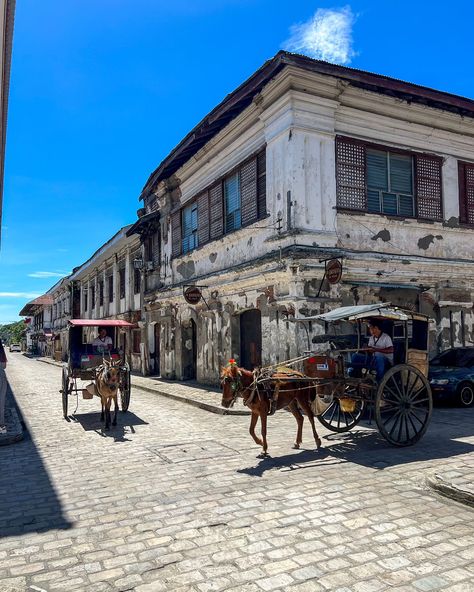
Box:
(1, 354), (474, 592)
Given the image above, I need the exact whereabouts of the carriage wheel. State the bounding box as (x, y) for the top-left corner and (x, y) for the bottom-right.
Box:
(120, 365), (131, 412)
(375, 364), (432, 447)
(61, 366), (69, 419)
(317, 397), (365, 432)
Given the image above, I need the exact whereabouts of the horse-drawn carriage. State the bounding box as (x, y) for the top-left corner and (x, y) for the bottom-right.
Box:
(60, 319), (133, 427)
(221, 304), (433, 453)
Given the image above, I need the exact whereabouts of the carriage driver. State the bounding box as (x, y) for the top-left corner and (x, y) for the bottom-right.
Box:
(348, 318), (394, 382)
(92, 327), (113, 355)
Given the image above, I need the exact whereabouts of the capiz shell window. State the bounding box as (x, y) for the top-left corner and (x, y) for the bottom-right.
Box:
(224, 173), (241, 232)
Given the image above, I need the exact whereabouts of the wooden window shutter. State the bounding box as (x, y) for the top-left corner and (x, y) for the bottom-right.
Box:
(336, 137), (366, 211)
(209, 182), (224, 239)
(459, 162), (474, 225)
(171, 210), (181, 258)
(257, 150), (266, 219)
(415, 154), (443, 221)
(152, 230), (160, 266)
(197, 190), (210, 246)
(240, 157), (258, 226)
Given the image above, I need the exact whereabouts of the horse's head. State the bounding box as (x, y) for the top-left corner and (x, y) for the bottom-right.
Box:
(101, 358), (122, 390)
(220, 361), (253, 408)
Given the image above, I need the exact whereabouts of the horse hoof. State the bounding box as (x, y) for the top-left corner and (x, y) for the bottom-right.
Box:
(316, 439), (322, 450)
(257, 452), (270, 459)
(293, 444), (300, 449)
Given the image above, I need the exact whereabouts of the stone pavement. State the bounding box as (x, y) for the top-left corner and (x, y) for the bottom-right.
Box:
(1, 354), (474, 592)
(34, 355), (250, 416)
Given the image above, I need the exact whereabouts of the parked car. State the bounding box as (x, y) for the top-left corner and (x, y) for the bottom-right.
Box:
(9, 343), (21, 352)
(429, 347), (474, 407)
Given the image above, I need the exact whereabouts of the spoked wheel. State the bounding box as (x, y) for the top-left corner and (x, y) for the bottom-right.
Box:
(61, 366), (70, 419)
(375, 364), (432, 446)
(120, 364), (131, 412)
(317, 397), (365, 432)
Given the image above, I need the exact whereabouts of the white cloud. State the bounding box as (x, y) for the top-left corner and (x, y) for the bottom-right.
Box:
(283, 6), (356, 65)
(0, 292), (42, 299)
(28, 271), (67, 279)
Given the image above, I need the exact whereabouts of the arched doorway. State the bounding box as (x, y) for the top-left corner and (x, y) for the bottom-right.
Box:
(182, 318), (197, 380)
(240, 309), (262, 369)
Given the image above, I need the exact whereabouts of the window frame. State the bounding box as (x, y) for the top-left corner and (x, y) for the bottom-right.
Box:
(108, 274), (114, 303)
(181, 201), (199, 254)
(336, 136), (443, 222)
(366, 148), (416, 217)
(458, 160), (474, 227)
(119, 267), (126, 300)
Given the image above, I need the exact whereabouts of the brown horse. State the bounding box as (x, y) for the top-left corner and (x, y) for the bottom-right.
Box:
(221, 364), (321, 457)
(95, 359), (121, 430)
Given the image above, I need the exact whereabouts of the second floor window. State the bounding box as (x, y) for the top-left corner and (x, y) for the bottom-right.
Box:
(224, 173), (241, 232)
(134, 267), (141, 294)
(84, 291), (88, 311)
(119, 268), (126, 299)
(182, 202), (198, 254)
(367, 149), (414, 217)
(458, 161), (474, 225)
(108, 275), (114, 303)
(336, 136), (443, 221)
(99, 281), (104, 306)
(90, 285), (96, 309)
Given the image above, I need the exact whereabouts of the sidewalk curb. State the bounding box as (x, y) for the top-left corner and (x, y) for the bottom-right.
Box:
(425, 473), (474, 508)
(0, 406), (24, 447)
(131, 382), (250, 416)
(34, 356), (249, 416)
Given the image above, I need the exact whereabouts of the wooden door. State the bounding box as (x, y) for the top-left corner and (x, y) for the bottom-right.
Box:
(240, 309), (262, 370)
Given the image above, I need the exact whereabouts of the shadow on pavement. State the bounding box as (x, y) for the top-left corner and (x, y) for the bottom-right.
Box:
(0, 384), (72, 538)
(69, 411), (148, 442)
(237, 407), (474, 477)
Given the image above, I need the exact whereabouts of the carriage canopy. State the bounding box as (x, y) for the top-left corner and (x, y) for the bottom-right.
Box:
(294, 303), (431, 324)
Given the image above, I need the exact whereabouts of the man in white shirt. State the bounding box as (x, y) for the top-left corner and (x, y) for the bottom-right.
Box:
(349, 319), (394, 381)
(92, 328), (113, 355)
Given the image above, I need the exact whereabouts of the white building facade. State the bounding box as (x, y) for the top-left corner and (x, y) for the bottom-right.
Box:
(131, 52), (474, 385)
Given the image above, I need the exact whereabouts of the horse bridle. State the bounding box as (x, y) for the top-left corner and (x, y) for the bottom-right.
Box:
(222, 370), (260, 407)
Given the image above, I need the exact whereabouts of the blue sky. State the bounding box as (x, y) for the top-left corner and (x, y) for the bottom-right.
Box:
(1, 0), (473, 323)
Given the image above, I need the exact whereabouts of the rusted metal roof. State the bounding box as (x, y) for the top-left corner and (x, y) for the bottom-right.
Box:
(19, 295), (54, 316)
(140, 50), (474, 200)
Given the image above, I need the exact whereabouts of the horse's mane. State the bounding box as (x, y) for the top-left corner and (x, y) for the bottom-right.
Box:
(220, 365), (253, 379)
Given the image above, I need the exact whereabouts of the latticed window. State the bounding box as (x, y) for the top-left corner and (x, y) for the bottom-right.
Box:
(459, 161), (474, 225)
(336, 136), (443, 221)
(170, 148), (266, 258)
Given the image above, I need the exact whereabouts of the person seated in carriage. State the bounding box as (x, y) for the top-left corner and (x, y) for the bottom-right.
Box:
(348, 318), (393, 382)
(92, 327), (113, 355)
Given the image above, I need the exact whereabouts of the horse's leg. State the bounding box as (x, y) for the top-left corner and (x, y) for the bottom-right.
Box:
(259, 410), (269, 457)
(249, 411), (263, 447)
(100, 396), (105, 422)
(298, 396), (322, 450)
(105, 398), (111, 430)
(287, 399), (304, 449)
(112, 394), (118, 426)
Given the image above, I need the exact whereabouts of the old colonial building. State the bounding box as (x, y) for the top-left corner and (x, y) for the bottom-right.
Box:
(134, 53), (474, 383)
(19, 295), (53, 356)
(57, 226), (144, 372)
(130, 51), (474, 385)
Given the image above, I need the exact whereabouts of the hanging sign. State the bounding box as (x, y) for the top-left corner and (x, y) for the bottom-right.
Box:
(326, 259), (343, 285)
(184, 286), (202, 305)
